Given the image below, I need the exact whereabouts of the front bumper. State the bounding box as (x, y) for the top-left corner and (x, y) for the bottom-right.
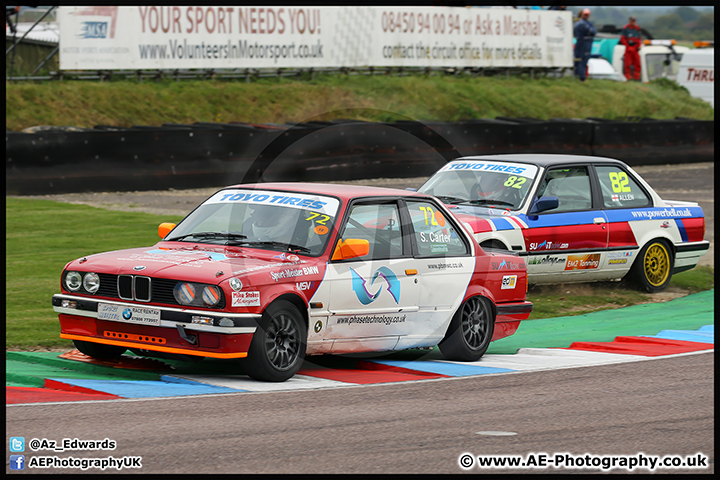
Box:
(53, 294), (261, 359)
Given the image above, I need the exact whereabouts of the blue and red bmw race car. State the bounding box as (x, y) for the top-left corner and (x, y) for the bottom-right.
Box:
(417, 154), (710, 293)
(52, 183), (532, 382)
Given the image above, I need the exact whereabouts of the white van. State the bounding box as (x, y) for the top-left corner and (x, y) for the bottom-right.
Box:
(676, 42), (714, 108)
(587, 56), (626, 82)
(611, 39), (689, 84)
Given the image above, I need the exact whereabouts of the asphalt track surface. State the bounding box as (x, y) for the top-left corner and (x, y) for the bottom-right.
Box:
(6, 352), (713, 474)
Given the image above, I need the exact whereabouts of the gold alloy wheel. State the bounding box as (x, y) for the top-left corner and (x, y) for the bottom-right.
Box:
(643, 242), (670, 287)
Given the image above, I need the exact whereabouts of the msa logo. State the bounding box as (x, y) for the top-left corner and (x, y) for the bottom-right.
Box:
(80, 21), (108, 38)
(501, 275), (517, 289)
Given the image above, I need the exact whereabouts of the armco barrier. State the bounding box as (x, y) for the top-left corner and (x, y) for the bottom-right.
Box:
(5, 117), (713, 195)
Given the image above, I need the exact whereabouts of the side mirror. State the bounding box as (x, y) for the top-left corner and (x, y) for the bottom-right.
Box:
(528, 196), (559, 216)
(158, 222), (177, 239)
(331, 238), (370, 261)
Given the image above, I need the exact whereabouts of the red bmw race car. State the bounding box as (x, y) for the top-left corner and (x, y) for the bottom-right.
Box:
(53, 183), (532, 381)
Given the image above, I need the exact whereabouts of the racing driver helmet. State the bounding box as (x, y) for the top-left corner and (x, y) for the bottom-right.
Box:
(474, 173), (506, 198)
(250, 205), (297, 241)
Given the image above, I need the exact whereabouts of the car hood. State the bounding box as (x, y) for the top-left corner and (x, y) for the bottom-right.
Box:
(447, 205), (526, 234)
(66, 243), (315, 283)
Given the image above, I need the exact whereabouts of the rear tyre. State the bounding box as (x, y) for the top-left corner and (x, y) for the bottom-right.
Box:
(73, 340), (126, 360)
(628, 239), (674, 293)
(241, 300), (306, 382)
(439, 296), (495, 361)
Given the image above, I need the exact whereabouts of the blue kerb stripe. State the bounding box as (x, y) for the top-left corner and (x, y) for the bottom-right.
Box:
(640, 325), (714, 344)
(49, 378), (246, 398)
(491, 218), (514, 231)
(368, 359), (515, 377)
(675, 219), (689, 242)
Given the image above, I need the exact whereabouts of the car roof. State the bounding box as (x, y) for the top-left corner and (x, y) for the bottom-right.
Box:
(222, 182), (428, 201)
(450, 154), (628, 168)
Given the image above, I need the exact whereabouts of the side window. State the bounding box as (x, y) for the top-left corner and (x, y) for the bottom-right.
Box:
(595, 165), (651, 208)
(645, 54), (680, 81)
(537, 167), (592, 212)
(407, 201), (469, 257)
(339, 203), (403, 260)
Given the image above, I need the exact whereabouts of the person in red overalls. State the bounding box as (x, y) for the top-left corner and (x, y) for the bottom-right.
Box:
(620, 16), (643, 81)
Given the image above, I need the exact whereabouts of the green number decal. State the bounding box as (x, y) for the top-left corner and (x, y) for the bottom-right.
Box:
(609, 172), (631, 193)
(503, 176), (527, 189)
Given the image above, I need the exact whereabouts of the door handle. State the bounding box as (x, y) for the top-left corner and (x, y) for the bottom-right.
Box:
(405, 269), (418, 276)
(593, 217), (606, 224)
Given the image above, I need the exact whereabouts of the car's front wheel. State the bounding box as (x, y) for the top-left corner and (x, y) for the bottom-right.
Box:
(439, 296), (495, 361)
(628, 239), (674, 293)
(73, 340), (126, 360)
(241, 300), (307, 382)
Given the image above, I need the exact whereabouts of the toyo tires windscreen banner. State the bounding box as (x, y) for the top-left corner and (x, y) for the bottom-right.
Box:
(58, 6), (574, 70)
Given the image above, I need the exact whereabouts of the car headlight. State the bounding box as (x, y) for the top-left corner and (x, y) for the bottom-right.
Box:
(202, 286), (221, 306)
(83, 272), (100, 294)
(174, 282), (197, 305)
(65, 271), (82, 291)
(173, 282), (224, 307)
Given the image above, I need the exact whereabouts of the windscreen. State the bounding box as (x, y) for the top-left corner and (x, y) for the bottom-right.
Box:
(419, 161), (539, 210)
(164, 189), (341, 256)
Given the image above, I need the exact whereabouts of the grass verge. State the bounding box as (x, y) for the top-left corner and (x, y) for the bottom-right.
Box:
(6, 198), (184, 349)
(527, 266), (714, 320)
(6, 75), (714, 132)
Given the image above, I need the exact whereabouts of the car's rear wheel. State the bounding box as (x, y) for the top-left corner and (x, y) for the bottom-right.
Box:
(439, 296), (495, 361)
(629, 239), (674, 293)
(73, 340), (126, 360)
(241, 300), (306, 382)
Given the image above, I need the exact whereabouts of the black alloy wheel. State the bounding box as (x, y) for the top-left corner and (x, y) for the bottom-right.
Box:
(439, 296), (495, 362)
(241, 300), (307, 382)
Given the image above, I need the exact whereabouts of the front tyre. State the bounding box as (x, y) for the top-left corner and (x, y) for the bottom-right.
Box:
(629, 239), (674, 293)
(241, 300), (306, 382)
(439, 296), (495, 362)
(73, 340), (126, 360)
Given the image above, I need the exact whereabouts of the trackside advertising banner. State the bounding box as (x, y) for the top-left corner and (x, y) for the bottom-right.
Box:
(58, 6), (573, 70)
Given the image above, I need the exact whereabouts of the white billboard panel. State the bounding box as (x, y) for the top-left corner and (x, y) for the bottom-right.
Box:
(58, 6), (573, 70)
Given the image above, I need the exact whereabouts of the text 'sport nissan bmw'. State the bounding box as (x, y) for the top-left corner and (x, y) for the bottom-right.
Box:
(53, 184), (532, 382)
(416, 154), (709, 293)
